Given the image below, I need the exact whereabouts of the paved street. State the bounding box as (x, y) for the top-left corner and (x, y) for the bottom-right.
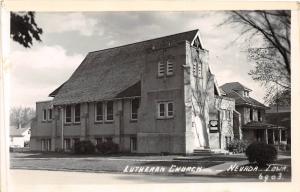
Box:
(8, 169), (261, 192)
(9, 169), (259, 184)
(7, 169), (264, 192)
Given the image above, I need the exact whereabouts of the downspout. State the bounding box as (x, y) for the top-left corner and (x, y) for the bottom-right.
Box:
(61, 107), (64, 151)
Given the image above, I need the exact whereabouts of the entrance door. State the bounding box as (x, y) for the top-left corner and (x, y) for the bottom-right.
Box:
(130, 137), (137, 152)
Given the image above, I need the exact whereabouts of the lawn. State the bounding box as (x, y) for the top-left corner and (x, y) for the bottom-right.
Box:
(10, 152), (291, 180)
(10, 152), (224, 175)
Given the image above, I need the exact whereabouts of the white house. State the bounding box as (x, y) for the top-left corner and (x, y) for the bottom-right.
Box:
(10, 125), (31, 148)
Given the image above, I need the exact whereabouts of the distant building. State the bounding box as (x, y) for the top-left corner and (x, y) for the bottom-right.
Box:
(265, 104), (290, 146)
(220, 82), (287, 145)
(10, 125), (31, 148)
(30, 29), (236, 154)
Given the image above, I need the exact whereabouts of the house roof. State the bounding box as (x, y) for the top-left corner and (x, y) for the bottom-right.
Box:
(10, 126), (30, 137)
(220, 82), (267, 109)
(51, 29), (200, 105)
(225, 91), (267, 109)
(243, 121), (286, 130)
(221, 82), (252, 93)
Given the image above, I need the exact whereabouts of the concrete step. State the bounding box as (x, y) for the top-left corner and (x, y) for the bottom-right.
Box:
(193, 149), (214, 156)
(193, 149), (212, 152)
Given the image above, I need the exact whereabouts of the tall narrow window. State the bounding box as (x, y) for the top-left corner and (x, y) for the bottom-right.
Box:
(158, 103), (165, 118)
(65, 105), (72, 123)
(250, 108), (253, 121)
(130, 137), (137, 152)
(64, 138), (71, 150)
(258, 110), (262, 121)
(42, 109), (47, 121)
(106, 101), (114, 121)
(41, 139), (45, 151)
(193, 61), (197, 76)
(131, 98), (139, 120)
(48, 109), (52, 120)
(166, 60), (173, 76)
(74, 104), (81, 123)
(158, 61), (164, 77)
(42, 139), (51, 151)
(193, 60), (202, 78)
(72, 138), (80, 146)
(167, 102), (174, 117)
(47, 139), (51, 151)
(95, 102), (103, 122)
(197, 61), (202, 77)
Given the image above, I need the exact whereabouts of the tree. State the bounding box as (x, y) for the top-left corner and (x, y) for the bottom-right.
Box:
(10, 106), (35, 128)
(221, 11), (290, 104)
(10, 11), (43, 48)
(191, 70), (212, 148)
(190, 62), (234, 149)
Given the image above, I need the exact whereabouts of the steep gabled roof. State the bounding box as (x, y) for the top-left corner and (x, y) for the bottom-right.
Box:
(51, 29), (200, 105)
(221, 82), (252, 93)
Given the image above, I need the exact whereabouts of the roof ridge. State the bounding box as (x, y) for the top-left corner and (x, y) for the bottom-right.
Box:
(220, 82), (252, 91)
(89, 29), (199, 54)
(232, 90), (249, 103)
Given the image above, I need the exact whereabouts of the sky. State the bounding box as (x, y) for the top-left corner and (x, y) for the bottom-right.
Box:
(9, 11), (267, 108)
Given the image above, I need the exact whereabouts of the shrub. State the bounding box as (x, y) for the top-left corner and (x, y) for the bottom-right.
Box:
(245, 142), (277, 167)
(96, 140), (119, 154)
(73, 140), (96, 154)
(227, 139), (249, 153)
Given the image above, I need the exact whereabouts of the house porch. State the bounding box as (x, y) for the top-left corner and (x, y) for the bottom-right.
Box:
(242, 121), (287, 146)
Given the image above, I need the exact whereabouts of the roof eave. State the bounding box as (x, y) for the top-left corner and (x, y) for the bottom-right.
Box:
(236, 103), (268, 109)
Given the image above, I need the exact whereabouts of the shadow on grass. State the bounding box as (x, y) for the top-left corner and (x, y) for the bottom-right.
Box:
(11, 151), (182, 159)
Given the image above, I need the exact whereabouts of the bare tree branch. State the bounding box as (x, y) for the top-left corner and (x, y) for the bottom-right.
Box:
(220, 10), (291, 104)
